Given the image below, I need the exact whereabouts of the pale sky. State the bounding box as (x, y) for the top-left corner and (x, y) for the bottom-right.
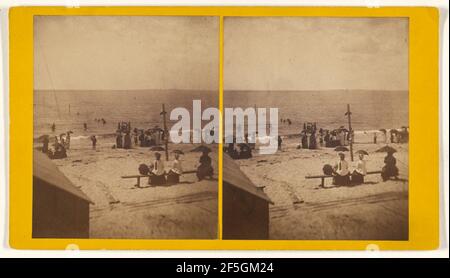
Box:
(224, 17), (408, 91)
(34, 16), (219, 90)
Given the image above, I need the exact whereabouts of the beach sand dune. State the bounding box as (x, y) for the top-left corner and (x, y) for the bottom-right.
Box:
(48, 138), (218, 239)
(236, 138), (408, 240)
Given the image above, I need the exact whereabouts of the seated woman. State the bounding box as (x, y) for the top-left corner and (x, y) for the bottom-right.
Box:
(351, 153), (367, 185)
(333, 152), (350, 186)
(167, 153), (183, 184)
(148, 152), (166, 185)
(196, 150), (214, 181)
(381, 151), (399, 181)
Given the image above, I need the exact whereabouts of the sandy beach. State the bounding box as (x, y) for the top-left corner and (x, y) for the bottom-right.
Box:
(45, 137), (218, 239)
(234, 136), (408, 240)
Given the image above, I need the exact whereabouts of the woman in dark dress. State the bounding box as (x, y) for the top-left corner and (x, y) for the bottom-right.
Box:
(116, 132), (123, 148)
(309, 132), (317, 149)
(301, 132), (308, 149)
(123, 132), (132, 149)
(381, 151), (399, 181)
(196, 150), (214, 181)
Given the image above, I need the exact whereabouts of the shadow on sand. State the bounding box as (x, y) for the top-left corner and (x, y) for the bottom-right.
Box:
(318, 178), (408, 189)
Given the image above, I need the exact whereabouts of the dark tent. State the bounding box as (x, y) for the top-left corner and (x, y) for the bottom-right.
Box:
(33, 150), (93, 238)
(222, 155), (273, 239)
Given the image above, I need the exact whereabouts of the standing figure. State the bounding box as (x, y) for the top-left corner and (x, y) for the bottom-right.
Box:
(278, 135), (283, 151)
(90, 135), (97, 150)
(133, 132), (138, 146)
(53, 136), (59, 150)
(66, 132), (71, 149)
(309, 132), (317, 149)
(123, 132), (132, 149)
(59, 134), (65, 147)
(373, 132), (377, 144)
(51, 123), (56, 132)
(116, 132), (123, 148)
(301, 132), (308, 149)
(42, 136), (49, 154)
(324, 131), (330, 147)
(83, 123), (88, 131)
(138, 130), (145, 147)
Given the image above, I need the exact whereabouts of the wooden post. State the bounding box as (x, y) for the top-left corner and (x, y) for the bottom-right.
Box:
(161, 104), (169, 161)
(345, 104), (354, 162)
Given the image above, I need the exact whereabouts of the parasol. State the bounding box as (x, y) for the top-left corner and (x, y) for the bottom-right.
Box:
(191, 145), (211, 153)
(150, 146), (165, 151)
(334, 146), (349, 152)
(375, 145), (397, 153)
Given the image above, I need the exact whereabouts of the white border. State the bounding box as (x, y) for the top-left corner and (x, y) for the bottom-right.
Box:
(0, 0), (448, 258)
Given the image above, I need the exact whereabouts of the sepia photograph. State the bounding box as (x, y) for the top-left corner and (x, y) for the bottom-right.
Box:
(32, 16), (219, 239)
(223, 17), (409, 240)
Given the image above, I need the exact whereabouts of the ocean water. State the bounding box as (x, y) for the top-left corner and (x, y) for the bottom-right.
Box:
(34, 90), (218, 139)
(224, 90), (409, 134)
(34, 89), (408, 142)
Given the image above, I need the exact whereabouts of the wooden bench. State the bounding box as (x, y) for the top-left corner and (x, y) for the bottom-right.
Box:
(305, 171), (382, 188)
(122, 170), (197, 187)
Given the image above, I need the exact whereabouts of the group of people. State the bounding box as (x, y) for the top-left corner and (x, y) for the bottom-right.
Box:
(113, 122), (166, 150)
(330, 152), (366, 186)
(136, 128), (165, 147)
(329, 150), (399, 186)
(375, 127), (409, 144)
(297, 123), (322, 149)
(143, 149), (214, 186)
(226, 142), (253, 160)
(94, 118), (107, 125)
(280, 118), (292, 125)
(41, 132), (71, 159)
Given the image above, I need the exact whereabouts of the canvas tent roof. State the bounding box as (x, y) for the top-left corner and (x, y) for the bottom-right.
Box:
(223, 154), (273, 204)
(33, 150), (93, 204)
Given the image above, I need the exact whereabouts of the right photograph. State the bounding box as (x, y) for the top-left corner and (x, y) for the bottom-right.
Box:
(223, 17), (409, 240)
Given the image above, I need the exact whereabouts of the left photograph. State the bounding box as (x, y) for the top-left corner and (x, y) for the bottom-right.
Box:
(33, 16), (219, 239)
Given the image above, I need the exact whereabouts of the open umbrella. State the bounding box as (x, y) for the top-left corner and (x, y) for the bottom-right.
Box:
(150, 146), (165, 151)
(173, 149), (184, 155)
(376, 145), (397, 153)
(379, 129), (387, 133)
(355, 150), (369, 155)
(334, 146), (349, 152)
(191, 145), (211, 153)
(37, 134), (49, 143)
